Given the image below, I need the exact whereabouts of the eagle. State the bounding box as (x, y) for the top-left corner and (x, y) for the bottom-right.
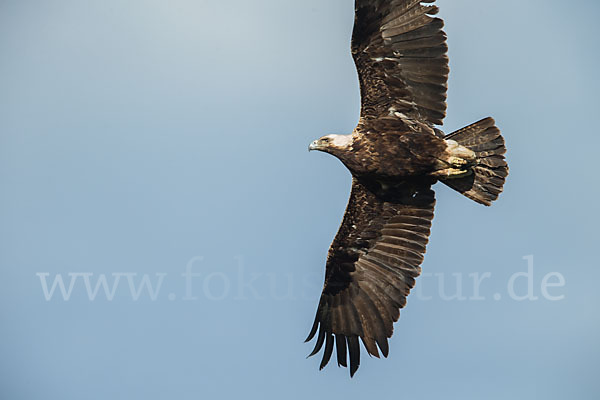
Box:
(305, 0), (508, 377)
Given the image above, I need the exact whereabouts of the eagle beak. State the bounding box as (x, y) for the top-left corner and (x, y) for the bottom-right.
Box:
(308, 140), (319, 152)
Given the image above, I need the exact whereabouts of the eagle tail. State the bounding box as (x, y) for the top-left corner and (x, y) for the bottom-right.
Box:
(441, 117), (508, 206)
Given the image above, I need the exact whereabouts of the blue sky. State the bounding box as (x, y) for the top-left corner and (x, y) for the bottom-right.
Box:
(1, 0), (599, 399)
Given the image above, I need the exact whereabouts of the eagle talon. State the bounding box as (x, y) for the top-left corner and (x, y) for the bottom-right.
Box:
(430, 168), (471, 179)
(448, 156), (468, 167)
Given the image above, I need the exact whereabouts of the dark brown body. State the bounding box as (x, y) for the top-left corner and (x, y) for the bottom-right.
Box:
(328, 124), (448, 181)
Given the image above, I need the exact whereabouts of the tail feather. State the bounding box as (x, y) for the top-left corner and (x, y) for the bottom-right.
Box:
(442, 117), (508, 206)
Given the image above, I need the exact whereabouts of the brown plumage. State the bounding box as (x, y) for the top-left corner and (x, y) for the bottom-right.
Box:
(306, 0), (509, 377)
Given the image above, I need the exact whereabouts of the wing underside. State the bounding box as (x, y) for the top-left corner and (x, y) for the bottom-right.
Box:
(306, 179), (435, 376)
(353, 0), (449, 127)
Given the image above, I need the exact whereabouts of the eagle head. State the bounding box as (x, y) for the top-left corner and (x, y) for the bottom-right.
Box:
(308, 134), (353, 153)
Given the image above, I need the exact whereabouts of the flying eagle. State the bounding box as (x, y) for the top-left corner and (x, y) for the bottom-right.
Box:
(305, 0), (508, 377)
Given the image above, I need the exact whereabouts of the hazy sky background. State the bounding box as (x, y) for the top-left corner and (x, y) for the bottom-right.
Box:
(1, 0), (599, 399)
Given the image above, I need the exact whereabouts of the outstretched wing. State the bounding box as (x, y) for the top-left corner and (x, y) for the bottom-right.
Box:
(306, 179), (435, 376)
(353, 0), (449, 127)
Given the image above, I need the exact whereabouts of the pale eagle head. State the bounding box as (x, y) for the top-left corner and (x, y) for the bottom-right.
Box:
(308, 134), (353, 153)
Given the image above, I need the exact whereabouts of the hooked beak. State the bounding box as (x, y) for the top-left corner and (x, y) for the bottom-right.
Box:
(308, 140), (319, 152)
